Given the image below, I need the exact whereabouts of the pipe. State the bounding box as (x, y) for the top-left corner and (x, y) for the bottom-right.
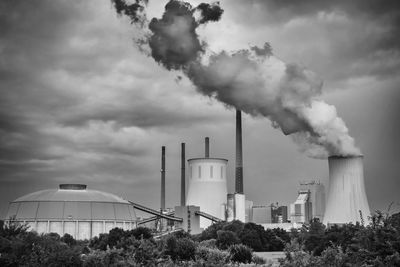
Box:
(181, 143), (186, 206)
(205, 137), (210, 158)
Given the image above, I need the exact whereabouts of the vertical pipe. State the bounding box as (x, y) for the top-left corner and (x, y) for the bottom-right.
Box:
(205, 137), (210, 158)
(181, 143), (186, 206)
(161, 146), (166, 211)
(235, 110), (244, 194)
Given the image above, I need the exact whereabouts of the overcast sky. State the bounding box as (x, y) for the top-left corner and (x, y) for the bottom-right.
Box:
(1, 0), (399, 219)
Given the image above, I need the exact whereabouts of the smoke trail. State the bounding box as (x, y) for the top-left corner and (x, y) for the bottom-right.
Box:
(111, 0), (361, 158)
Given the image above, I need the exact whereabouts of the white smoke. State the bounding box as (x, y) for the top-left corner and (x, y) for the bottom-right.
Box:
(187, 50), (361, 158)
(112, 0), (361, 158)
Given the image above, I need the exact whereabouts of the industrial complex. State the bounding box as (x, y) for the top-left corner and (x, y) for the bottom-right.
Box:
(4, 109), (371, 239)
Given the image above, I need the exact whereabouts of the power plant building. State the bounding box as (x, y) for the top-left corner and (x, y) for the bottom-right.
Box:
(5, 184), (137, 240)
(251, 206), (272, 224)
(290, 190), (313, 224)
(299, 181), (326, 221)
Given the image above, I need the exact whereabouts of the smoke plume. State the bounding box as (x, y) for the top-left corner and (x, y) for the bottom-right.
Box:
(111, 0), (361, 158)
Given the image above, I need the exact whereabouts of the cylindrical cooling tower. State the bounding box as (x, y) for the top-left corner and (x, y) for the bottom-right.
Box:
(186, 158), (228, 229)
(323, 156), (370, 226)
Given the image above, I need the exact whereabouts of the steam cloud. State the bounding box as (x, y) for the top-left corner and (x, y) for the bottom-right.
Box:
(111, 0), (361, 158)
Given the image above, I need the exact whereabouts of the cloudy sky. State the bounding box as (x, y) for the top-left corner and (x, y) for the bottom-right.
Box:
(1, 0), (399, 219)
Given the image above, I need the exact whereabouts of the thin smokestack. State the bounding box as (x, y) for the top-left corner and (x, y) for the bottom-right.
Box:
(181, 143), (186, 206)
(161, 146), (166, 211)
(235, 110), (243, 194)
(205, 137), (210, 158)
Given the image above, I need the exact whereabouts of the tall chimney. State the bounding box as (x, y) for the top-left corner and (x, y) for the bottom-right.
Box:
(205, 137), (210, 158)
(181, 143), (186, 206)
(235, 110), (244, 194)
(161, 146), (166, 211)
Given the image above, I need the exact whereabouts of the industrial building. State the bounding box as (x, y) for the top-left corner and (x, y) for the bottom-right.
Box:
(272, 205), (288, 223)
(251, 205), (272, 224)
(5, 184), (136, 239)
(3, 110), (372, 239)
(289, 181), (325, 223)
(290, 190), (313, 224)
(299, 181), (325, 221)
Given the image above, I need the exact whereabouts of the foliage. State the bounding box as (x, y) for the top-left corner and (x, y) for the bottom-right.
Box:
(89, 226), (153, 250)
(228, 244), (253, 264)
(163, 235), (197, 261)
(2, 210), (400, 266)
(216, 230), (240, 250)
(281, 211), (400, 266)
(0, 221), (83, 267)
(195, 245), (229, 265)
(197, 221), (226, 241)
(198, 238), (217, 248)
(61, 233), (77, 246)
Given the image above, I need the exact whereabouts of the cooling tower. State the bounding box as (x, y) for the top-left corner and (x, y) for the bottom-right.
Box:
(186, 157), (228, 229)
(323, 156), (370, 226)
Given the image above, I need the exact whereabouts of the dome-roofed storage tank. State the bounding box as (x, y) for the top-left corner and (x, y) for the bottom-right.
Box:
(5, 184), (136, 240)
(323, 156), (370, 226)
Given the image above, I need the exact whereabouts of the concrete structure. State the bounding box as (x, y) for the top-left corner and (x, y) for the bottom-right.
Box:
(186, 157), (228, 229)
(252, 205), (272, 224)
(174, 205), (201, 235)
(234, 193), (246, 222)
(272, 205), (288, 223)
(226, 194), (235, 221)
(235, 110), (244, 194)
(262, 222), (301, 231)
(5, 184), (136, 240)
(290, 190), (312, 224)
(245, 199), (253, 223)
(300, 181), (325, 221)
(323, 156), (370, 225)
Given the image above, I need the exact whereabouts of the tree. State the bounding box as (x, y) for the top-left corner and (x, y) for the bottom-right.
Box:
(216, 230), (240, 250)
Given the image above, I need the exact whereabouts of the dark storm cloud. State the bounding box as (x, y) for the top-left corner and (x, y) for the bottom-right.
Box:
(0, 0), (229, 191)
(226, 0), (400, 80)
(148, 0), (223, 69)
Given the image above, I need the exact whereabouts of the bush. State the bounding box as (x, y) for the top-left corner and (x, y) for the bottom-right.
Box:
(134, 238), (160, 265)
(229, 244), (253, 264)
(82, 248), (127, 267)
(196, 245), (229, 264)
(216, 230), (240, 250)
(164, 236), (197, 261)
(61, 233), (76, 246)
(130, 226), (153, 240)
(198, 238), (217, 248)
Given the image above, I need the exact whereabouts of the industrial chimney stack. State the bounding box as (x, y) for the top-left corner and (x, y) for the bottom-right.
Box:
(233, 110), (246, 223)
(235, 110), (244, 194)
(161, 146), (166, 211)
(181, 143), (185, 206)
